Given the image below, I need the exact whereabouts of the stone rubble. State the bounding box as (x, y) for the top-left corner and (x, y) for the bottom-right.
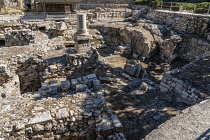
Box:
(0, 74), (125, 140)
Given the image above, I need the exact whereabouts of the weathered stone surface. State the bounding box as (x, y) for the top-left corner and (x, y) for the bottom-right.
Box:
(93, 80), (101, 91)
(76, 84), (88, 92)
(28, 111), (52, 125)
(60, 81), (70, 91)
(56, 108), (69, 120)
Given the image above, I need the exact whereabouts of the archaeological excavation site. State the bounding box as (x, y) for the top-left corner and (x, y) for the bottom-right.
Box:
(0, 0), (210, 140)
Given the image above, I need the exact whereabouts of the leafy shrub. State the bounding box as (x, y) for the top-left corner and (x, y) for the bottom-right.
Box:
(135, 0), (163, 6)
(171, 6), (180, 11)
(176, 3), (194, 11)
(194, 8), (208, 13)
(135, 0), (150, 5)
(196, 2), (210, 8)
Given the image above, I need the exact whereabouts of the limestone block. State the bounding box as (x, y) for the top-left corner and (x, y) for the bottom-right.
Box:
(76, 84), (88, 92)
(71, 79), (78, 89)
(28, 111), (52, 125)
(160, 82), (170, 89)
(32, 124), (44, 132)
(60, 81), (70, 91)
(93, 80), (101, 91)
(49, 86), (57, 94)
(110, 114), (123, 131)
(159, 85), (168, 93)
(56, 108), (69, 120)
(87, 73), (97, 79)
(56, 22), (67, 31)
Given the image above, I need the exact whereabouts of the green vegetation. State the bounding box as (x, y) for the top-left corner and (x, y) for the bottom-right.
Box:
(175, 3), (194, 10)
(135, 0), (163, 5)
(135, 0), (210, 13)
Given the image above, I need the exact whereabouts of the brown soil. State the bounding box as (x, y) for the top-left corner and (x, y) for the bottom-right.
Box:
(102, 54), (188, 140)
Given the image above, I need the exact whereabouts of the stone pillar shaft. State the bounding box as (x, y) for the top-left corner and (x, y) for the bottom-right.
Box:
(77, 13), (88, 35)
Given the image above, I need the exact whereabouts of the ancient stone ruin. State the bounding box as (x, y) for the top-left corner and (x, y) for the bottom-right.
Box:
(0, 1), (210, 140)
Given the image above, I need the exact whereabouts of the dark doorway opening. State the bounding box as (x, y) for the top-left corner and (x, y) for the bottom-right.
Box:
(65, 44), (74, 48)
(27, 4), (31, 10)
(39, 27), (46, 32)
(0, 39), (5, 46)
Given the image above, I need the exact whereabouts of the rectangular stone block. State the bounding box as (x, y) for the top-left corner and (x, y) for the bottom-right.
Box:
(56, 108), (69, 120)
(28, 111), (52, 125)
(163, 73), (172, 80)
(160, 85), (168, 93)
(110, 114), (122, 132)
(160, 82), (170, 89)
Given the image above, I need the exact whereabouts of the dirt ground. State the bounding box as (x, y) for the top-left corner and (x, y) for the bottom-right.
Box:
(102, 54), (190, 140)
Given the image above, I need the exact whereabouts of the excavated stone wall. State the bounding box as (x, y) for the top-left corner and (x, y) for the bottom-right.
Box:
(90, 23), (157, 57)
(159, 58), (209, 104)
(178, 37), (210, 61)
(0, 75), (125, 140)
(142, 9), (210, 61)
(146, 10), (210, 39)
(160, 73), (201, 104)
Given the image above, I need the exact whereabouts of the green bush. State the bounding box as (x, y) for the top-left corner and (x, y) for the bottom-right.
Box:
(135, 0), (162, 6)
(197, 2), (210, 8)
(135, 0), (150, 5)
(171, 6), (180, 11)
(175, 3), (194, 11)
(194, 8), (208, 13)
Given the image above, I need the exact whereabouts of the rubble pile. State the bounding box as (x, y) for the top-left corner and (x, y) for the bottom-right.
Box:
(124, 59), (146, 78)
(5, 29), (35, 47)
(160, 35), (182, 63)
(0, 63), (21, 99)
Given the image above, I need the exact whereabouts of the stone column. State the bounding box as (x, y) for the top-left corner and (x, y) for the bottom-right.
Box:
(74, 13), (91, 53)
(77, 13), (88, 35)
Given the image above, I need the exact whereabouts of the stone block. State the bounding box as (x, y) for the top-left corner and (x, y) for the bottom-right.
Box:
(110, 114), (123, 131)
(97, 123), (113, 134)
(181, 93), (188, 100)
(93, 80), (101, 90)
(56, 108), (69, 120)
(160, 82), (170, 89)
(60, 81), (70, 91)
(176, 83), (183, 89)
(163, 73), (172, 80)
(87, 73), (97, 79)
(49, 86), (57, 94)
(71, 79), (78, 89)
(93, 110), (101, 117)
(76, 84), (87, 92)
(28, 111), (52, 125)
(174, 87), (182, 95)
(88, 120), (95, 125)
(159, 85), (168, 93)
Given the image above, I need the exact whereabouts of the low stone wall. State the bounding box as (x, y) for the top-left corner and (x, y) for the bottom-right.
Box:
(140, 9), (210, 61)
(80, 4), (129, 10)
(178, 37), (210, 61)
(159, 59), (205, 104)
(146, 10), (210, 39)
(160, 73), (200, 104)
